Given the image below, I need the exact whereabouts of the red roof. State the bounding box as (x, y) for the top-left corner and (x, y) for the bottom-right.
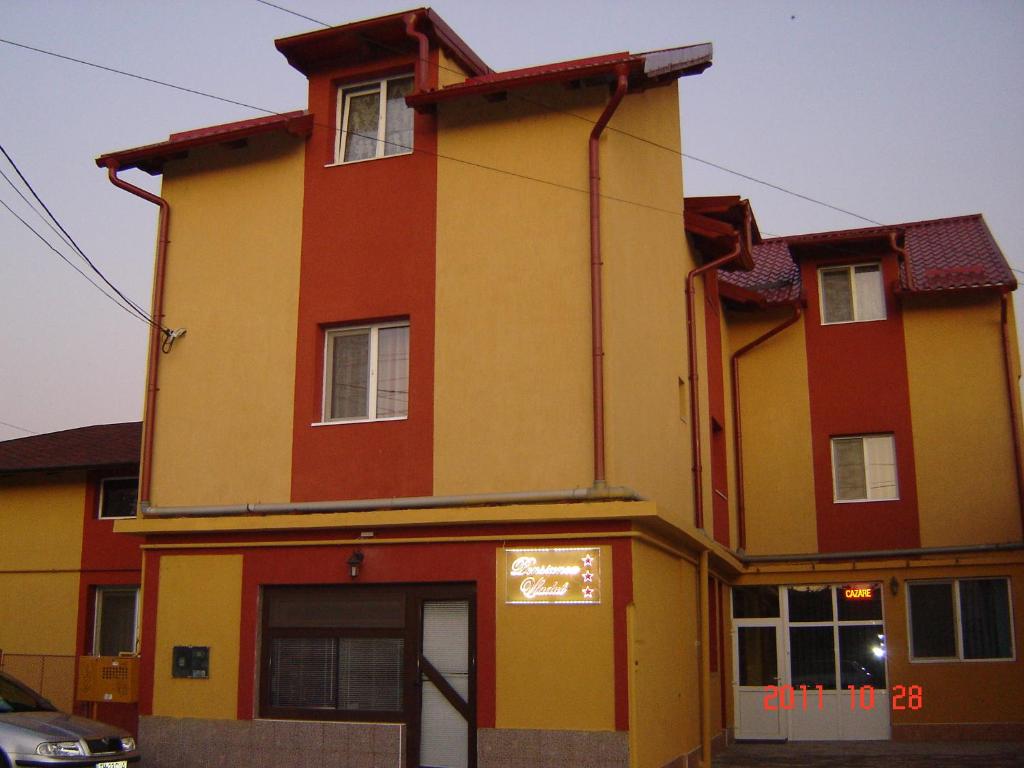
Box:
(721, 214), (1015, 303)
(96, 111), (313, 175)
(0, 422), (141, 474)
(407, 43), (712, 107)
(275, 8), (490, 78)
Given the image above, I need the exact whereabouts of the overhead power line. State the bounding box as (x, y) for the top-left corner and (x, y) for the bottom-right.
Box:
(0, 143), (155, 323)
(2, 29), (882, 229)
(0, 143), (167, 331)
(252, 0), (883, 227)
(0, 419), (37, 435)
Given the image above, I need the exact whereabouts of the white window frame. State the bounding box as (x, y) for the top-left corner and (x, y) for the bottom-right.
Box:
(818, 263), (886, 325)
(97, 476), (138, 519)
(907, 578), (1016, 663)
(333, 74), (414, 165)
(830, 434), (898, 503)
(317, 320), (409, 426)
(92, 586), (140, 657)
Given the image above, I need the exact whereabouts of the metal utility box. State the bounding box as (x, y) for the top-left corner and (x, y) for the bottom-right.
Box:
(172, 645), (209, 679)
(76, 656), (139, 703)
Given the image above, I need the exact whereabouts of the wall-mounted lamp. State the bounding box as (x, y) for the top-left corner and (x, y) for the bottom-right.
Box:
(347, 551), (365, 579)
(889, 576), (899, 596)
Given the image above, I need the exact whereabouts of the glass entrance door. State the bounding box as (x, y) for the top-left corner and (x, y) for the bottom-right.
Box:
(419, 600), (473, 768)
(732, 583), (890, 741)
(732, 586), (787, 740)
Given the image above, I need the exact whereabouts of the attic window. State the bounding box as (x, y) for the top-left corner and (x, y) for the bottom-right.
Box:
(336, 76), (414, 163)
(819, 264), (885, 324)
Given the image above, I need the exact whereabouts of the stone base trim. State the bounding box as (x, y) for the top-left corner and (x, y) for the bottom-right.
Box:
(138, 715), (404, 768)
(477, 728), (628, 768)
(893, 722), (1024, 742)
(680, 728), (729, 768)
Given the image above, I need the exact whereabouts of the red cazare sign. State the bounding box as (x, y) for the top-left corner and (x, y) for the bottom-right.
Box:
(843, 585), (873, 600)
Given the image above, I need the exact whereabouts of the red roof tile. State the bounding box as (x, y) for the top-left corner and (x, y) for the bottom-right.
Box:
(406, 43), (712, 107)
(96, 111), (313, 175)
(721, 214), (1015, 303)
(0, 422), (141, 474)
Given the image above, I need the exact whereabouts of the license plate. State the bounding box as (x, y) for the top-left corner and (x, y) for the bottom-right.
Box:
(96, 761), (128, 768)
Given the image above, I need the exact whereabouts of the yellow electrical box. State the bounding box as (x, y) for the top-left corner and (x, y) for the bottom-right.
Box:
(76, 656), (139, 704)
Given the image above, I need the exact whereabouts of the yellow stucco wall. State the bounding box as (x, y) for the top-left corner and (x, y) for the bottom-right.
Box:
(149, 133), (304, 508)
(629, 540), (700, 767)
(494, 544), (616, 730)
(434, 82), (692, 518)
(0, 474), (85, 709)
(601, 84), (693, 528)
(0, 475), (83, 653)
(903, 293), (1023, 545)
(152, 554), (242, 719)
(725, 310), (817, 554)
(433, 83), (604, 495)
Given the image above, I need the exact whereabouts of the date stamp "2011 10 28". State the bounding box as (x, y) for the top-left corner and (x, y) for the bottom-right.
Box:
(763, 684), (923, 711)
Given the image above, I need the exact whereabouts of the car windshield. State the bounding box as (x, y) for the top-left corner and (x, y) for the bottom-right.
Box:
(0, 674), (57, 713)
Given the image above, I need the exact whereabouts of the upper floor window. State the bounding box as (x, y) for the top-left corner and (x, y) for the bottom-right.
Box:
(323, 321), (409, 423)
(908, 578), (1014, 661)
(336, 75), (414, 163)
(98, 477), (138, 519)
(831, 434), (897, 502)
(819, 263), (885, 324)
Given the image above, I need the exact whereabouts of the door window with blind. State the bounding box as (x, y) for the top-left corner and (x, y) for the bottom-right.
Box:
(261, 586), (410, 721)
(259, 582), (477, 750)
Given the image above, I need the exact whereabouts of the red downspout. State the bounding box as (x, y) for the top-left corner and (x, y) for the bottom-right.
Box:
(105, 164), (170, 512)
(686, 241), (743, 529)
(1000, 294), (1024, 532)
(588, 70), (629, 488)
(731, 300), (802, 550)
(404, 12), (430, 93)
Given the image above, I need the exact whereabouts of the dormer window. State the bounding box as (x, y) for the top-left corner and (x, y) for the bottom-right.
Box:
(818, 263), (885, 324)
(336, 76), (414, 163)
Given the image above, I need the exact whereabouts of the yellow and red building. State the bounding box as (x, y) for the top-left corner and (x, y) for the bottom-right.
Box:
(5, 7), (1010, 768)
(0, 422), (142, 736)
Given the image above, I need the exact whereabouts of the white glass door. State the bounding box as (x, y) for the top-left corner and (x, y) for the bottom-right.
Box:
(419, 600), (472, 768)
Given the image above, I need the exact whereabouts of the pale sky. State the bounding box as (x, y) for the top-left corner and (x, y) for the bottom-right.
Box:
(1, 0), (1022, 440)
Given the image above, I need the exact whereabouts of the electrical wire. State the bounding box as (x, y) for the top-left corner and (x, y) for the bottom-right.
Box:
(0, 144), (169, 333)
(0, 196), (152, 321)
(0, 419), (37, 435)
(252, 0), (884, 227)
(0, 143), (154, 322)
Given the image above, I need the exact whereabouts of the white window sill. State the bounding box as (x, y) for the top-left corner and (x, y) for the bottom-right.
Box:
(833, 497), (899, 504)
(324, 150), (413, 168)
(821, 317), (888, 326)
(311, 416), (408, 427)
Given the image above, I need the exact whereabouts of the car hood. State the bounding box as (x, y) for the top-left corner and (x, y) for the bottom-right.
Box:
(0, 711), (126, 740)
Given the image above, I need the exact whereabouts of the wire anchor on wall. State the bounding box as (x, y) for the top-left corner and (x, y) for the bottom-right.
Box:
(161, 327), (187, 353)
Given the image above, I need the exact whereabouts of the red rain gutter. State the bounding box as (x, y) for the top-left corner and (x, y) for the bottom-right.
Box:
(589, 69), (629, 488)
(686, 213), (748, 529)
(404, 12), (430, 93)
(731, 300), (802, 551)
(103, 164), (170, 512)
(1000, 294), (1024, 532)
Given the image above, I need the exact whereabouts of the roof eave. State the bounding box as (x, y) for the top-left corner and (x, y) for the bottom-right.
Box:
(96, 112), (313, 175)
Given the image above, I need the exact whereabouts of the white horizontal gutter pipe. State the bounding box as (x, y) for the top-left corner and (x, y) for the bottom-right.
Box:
(142, 486), (644, 517)
(739, 541), (1024, 563)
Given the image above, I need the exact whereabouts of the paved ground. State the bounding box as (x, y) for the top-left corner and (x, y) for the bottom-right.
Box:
(713, 741), (1024, 767)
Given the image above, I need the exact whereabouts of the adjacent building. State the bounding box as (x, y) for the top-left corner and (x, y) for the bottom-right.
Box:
(0, 422), (142, 736)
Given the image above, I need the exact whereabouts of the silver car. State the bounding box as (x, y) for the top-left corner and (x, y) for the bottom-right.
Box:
(0, 671), (140, 767)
